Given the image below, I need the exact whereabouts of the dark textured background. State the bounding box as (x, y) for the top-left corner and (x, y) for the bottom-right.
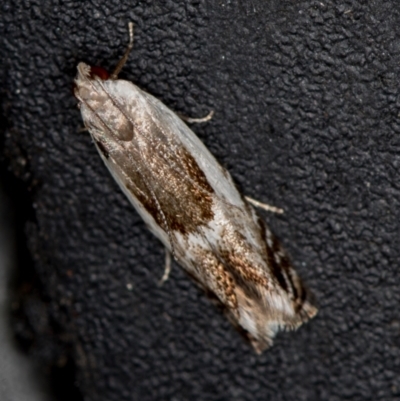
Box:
(2, 0), (400, 400)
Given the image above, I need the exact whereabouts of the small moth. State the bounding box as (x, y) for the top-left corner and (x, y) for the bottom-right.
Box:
(74, 23), (317, 353)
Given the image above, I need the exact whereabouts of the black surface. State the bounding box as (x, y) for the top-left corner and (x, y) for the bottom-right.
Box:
(2, 1), (400, 400)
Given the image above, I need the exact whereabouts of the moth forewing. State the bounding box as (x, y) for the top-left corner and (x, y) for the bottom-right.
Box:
(74, 24), (317, 353)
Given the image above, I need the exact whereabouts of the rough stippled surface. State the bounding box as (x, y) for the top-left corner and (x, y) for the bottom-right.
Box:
(1, 1), (400, 400)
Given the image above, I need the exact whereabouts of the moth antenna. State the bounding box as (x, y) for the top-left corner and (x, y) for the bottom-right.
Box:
(111, 22), (134, 79)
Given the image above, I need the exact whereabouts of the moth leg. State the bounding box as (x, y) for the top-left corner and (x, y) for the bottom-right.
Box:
(158, 248), (172, 286)
(111, 22), (134, 79)
(245, 196), (284, 214)
(178, 110), (214, 124)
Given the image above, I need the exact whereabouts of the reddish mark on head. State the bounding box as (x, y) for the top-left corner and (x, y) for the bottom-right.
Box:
(90, 66), (110, 80)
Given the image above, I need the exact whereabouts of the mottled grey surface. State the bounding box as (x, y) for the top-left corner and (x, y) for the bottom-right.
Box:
(2, 1), (400, 400)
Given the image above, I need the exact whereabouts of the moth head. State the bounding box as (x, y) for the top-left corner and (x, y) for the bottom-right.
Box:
(75, 62), (110, 81)
(74, 62), (110, 103)
(74, 62), (135, 142)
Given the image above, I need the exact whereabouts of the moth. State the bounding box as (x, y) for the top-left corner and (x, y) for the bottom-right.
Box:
(74, 23), (317, 353)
